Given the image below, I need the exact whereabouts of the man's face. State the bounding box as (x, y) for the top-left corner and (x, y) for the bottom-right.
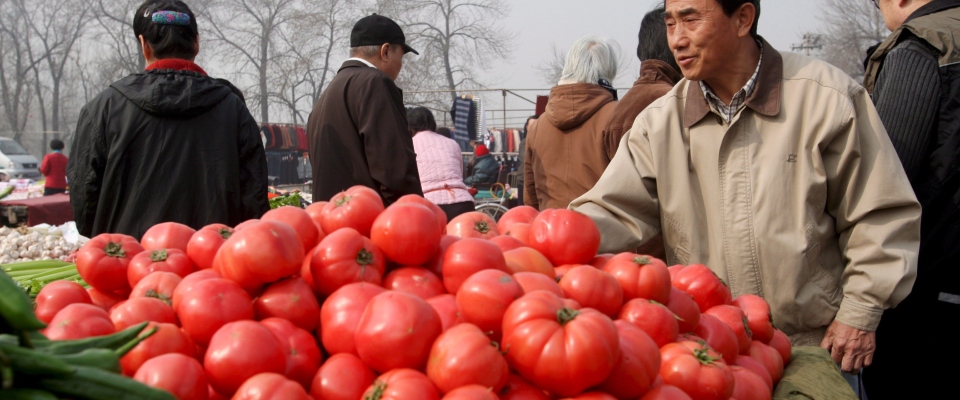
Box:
(382, 44), (405, 81)
(664, 0), (744, 82)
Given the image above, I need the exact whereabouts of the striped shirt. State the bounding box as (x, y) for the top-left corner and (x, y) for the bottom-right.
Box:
(699, 42), (763, 123)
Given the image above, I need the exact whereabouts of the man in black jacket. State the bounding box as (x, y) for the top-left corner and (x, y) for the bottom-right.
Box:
(862, 1), (960, 397)
(306, 14), (423, 205)
(68, 0), (268, 239)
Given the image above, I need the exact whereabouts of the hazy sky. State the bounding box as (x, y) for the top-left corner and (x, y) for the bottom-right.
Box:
(460, 0), (822, 128)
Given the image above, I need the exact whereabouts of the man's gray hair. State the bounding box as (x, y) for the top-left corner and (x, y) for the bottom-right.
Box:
(349, 45), (383, 58)
(558, 35), (619, 85)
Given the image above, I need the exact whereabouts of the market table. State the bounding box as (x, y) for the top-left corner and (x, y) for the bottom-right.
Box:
(0, 193), (73, 227)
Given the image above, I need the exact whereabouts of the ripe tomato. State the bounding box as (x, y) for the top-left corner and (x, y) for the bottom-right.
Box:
(427, 323), (510, 394)
(528, 209), (600, 266)
(603, 253), (671, 304)
(558, 265), (623, 318)
(553, 264), (575, 280)
(490, 235), (525, 252)
(110, 297), (177, 331)
(395, 194), (448, 234)
(512, 272), (564, 298)
(76, 233), (145, 292)
(658, 341), (734, 400)
(142, 222), (196, 252)
(670, 264), (732, 312)
(186, 223), (234, 270)
(133, 353), (207, 400)
(619, 299), (680, 348)
(384, 266), (446, 300)
(734, 355), (773, 390)
(177, 278), (254, 346)
(504, 223), (532, 246)
(320, 186), (385, 237)
(498, 374), (549, 400)
(254, 277), (320, 333)
(309, 227), (386, 296)
(355, 291), (443, 372)
(215, 220), (304, 289)
(597, 320), (661, 399)
(262, 206), (323, 251)
(503, 247), (555, 278)
(260, 317), (323, 390)
(426, 294), (464, 331)
(35, 280), (92, 324)
(305, 201), (327, 233)
(456, 270), (524, 341)
(310, 353), (377, 400)
(730, 365), (773, 400)
(127, 248), (195, 288)
(589, 253), (615, 269)
(442, 385), (501, 400)
(371, 202), (443, 265)
(768, 329), (793, 365)
(693, 314), (740, 365)
(441, 238), (509, 294)
(501, 291), (619, 397)
(130, 271), (181, 306)
(120, 322), (194, 376)
(425, 235), (460, 278)
(496, 205), (539, 235)
(234, 219), (260, 231)
(44, 303), (115, 340)
(204, 321), (287, 397)
(747, 340), (784, 384)
(320, 283), (386, 356)
(171, 269), (221, 312)
(86, 287), (127, 312)
(639, 384), (693, 400)
(731, 294), (775, 344)
(232, 372), (311, 400)
(447, 212), (500, 239)
(362, 368), (440, 400)
(665, 287), (700, 333)
(705, 305), (752, 354)
(561, 393), (616, 400)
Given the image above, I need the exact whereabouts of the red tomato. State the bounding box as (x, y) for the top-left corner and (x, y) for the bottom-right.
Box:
(426, 294), (464, 331)
(665, 287), (700, 333)
(512, 272), (564, 298)
(768, 329), (793, 365)
(658, 341), (734, 400)
(263, 206), (323, 251)
(603, 253), (671, 304)
(320, 186), (385, 237)
(425, 235), (460, 278)
(618, 299), (680, 348)
(504, 223), (532, 246)
(502, 247), (555, 278)
(553, 264), (575, 281)
(362, 368), (440, 400)
(730, 365), (773, 400)
(299, 245), (317, 291)
(304, 201), (327, 233)
(232, 372), (311, 400)
(142, 222), (196, 252)
(456, 270), (524, 341)
(734, 355), (773, 390)
(260, 317), (323, 390)
(371, 202), (443, 265)
(442, 238), (509, 294)
(427, 323), (510, 394)
(498, 374), (549, 400)
(44, 303), (115, 340)
(120, 322), (194, 376)
(597, 320), (661, 399)
(172, 269), (221, 312)
(127, 248), (195, 288)
(133, 353), (208, 400)
(501, 291), (619, 397)
(177, 278), (254, 346)
(384, 266), (446, 300)
(233, 219), (260, 231)
(254, 277), (320, 333)
(310, 353), (377, 400)
(693, 314), (740, 365)
(110, 297), (177, 331)
(130, 271), (182, 306)
(215, 220), (305, 289)
(447, 212), (500, 239)
(639, 384), (693, 400)
(496, 205), (539, 235)
(186, 223), (234, 270)
(490, 235), (525, 252)
(528, 209), (600, 266)
(731, 294), (775, 344)
(395, 194), (448, 234)
(355, 291), (443, 372)
(204, 321), (287, 397)
(589, 254), (615, 269)
(670, 264), (732, 312)
(558, 265), (623, 318)
(705, 305), (753, 354)
(747, 340), (784, 384)
(86, 287), (127, 311)
(309, 227), (386, 296)
(442, 385), (500, 400)
(561, 393), (616, 400)
(320, 283), (386, 356)
(76, 233), (145, 292)
(35, 280), (92, 324)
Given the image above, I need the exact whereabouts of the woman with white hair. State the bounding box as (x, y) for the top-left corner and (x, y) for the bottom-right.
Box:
(523, 35), (620, 211)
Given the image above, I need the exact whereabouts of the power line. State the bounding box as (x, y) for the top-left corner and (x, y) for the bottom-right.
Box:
(791, 34), (823, 56)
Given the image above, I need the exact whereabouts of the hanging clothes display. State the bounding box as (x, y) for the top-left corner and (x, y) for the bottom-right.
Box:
(472, 97), (486, 143)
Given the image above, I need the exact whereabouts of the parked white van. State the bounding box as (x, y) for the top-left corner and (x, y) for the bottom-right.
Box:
(0, 137), (41, 180)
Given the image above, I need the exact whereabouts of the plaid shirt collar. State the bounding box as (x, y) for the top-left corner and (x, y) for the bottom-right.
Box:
(699, 41), (763, 123)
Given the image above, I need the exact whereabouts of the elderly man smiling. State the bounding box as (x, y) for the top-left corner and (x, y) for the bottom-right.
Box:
(569, 0), (921, 382)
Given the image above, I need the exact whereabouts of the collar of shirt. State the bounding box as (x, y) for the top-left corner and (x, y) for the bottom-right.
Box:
(347, 57), (377, 69)
(699, 40), (764, 123)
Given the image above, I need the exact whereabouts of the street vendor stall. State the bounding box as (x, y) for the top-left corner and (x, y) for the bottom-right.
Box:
(0, 193), (73, 227)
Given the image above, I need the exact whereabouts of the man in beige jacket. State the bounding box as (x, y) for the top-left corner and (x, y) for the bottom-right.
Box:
(570, 0), (920, 379)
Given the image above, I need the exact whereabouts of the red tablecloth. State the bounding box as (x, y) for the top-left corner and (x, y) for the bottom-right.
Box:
(0, 193), (73, 227)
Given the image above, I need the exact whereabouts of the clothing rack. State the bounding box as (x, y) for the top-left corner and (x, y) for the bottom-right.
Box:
(265, 149), (308, 186)
(261, 123), (308, 151)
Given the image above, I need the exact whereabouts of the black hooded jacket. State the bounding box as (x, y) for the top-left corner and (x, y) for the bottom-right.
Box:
(67, 69), (269, 239)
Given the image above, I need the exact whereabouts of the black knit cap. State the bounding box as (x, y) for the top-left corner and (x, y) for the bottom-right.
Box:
(350, 14), (419, 55)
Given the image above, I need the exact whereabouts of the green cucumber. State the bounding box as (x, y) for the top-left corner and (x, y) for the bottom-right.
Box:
(32, 322), (148, 355)
(0, 388), (59, 400)
(31, 365), (176, 400)
(0, 342), (74, 378)
(0, 271), (46, 331)
(59, 349), (121, 373)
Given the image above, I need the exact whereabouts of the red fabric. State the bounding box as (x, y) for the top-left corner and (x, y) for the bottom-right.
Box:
(0, 194), (73, 227)
(296, 127), (308, 151)
(40, 152), (68, 189)
(536, 95), (549, 117)
(145, 59), (208, 76)
(474, 144), (489, 157)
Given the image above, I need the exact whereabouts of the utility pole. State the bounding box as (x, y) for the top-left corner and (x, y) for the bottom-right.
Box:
(791, 34), (824, 56)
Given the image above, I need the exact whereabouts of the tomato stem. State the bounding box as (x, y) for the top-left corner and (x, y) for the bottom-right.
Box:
(556, 307), (580, 326)
(335, 195), (352, 207)
(474, 220), (491, 234)
(356, 249), (374, 266)
(742, 317), (753, 338)
(150, 249), (168, 262)
(364, 381), (386, 400)
(218, 228), (233, 240)
(693, 347), (721, 366)
(145, 289), (172, 306)
(104, 242), (126, 258)
(633, 255), (651, 265)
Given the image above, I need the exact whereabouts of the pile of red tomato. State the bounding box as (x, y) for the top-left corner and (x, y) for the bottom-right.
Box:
(34, 185), (794, 400)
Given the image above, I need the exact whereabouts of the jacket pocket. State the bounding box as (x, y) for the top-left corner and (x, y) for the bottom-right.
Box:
(662, 215), (690, 265)
(803, 242), (841, 297)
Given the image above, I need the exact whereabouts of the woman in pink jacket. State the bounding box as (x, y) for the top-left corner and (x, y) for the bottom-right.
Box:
(407, 107), (475, 221)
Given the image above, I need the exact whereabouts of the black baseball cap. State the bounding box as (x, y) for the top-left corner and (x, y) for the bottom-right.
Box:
(350, 14), (419, 55)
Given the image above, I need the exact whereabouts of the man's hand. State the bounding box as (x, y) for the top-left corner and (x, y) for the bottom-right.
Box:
(820, 320), (876, 373)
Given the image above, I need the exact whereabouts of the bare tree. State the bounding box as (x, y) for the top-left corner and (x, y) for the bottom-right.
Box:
(816, 0), (887, 81)
(534, 44), (566, 87)
(0, 0), (40, 142)
(92, 0), (146, 84)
